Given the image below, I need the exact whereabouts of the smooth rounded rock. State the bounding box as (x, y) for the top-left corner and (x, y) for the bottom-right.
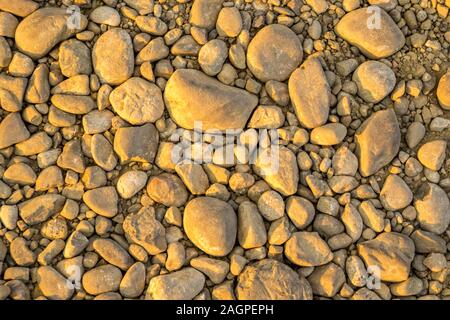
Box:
(247, 24), (303, 82)
(183, 197), (237, 257)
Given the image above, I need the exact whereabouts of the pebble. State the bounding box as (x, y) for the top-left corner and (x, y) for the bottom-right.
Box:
(147, 173), (188, 207)
(183, 197), (237, 257)
(414, 183), (450, 234)
(198, 39), (228, 76)
(82, 264), (123, 296)
(353, 61), (396, 103)
(164, 69), (258, 130)
(147, 267), (205, 300)
(437, 72), (450, 110)
(285, 232), (333, 267)
(216, 7), (242, 38)
(116, 170), (147, 199)
(110, 77), (164, 125)
(238, 201), (267, 249)
(254, 146), (299, 196)
(288, 57), (330, 129)
(335, 7), (405, 59)
(355, 109), (400, 177)
(357, 232), (415, 282)
(37, 266), (73, 300)
(92, 28), (134, 85)
(15, 8), (87, 59)
(123, 206), (167, 255)
(90, 6), (121, 27)
(247, 24), (303, 82)
(236, 259), (312, 300)
(380, 175), (413, 211)
(417, 140), (447, 171)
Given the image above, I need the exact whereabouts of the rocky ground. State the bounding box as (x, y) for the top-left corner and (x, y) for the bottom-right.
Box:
(0, 0), (449, 301)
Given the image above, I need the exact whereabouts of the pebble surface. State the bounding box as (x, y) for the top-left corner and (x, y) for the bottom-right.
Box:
(0, 0), (448, 302)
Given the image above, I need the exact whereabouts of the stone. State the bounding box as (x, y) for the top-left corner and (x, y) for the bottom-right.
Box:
(147, 267), (205, 300)
(357, 232), (415, 282)
(190, 256), (229, 284)
(254, 146), (299, 196)
(332, 145), (358, 176)
(257, 190), (285, 221)
(417, 140), (446, 171)
(25, 64), (50, 104)
(189, 0), (224, 30)
(335, 7), (406, 59)
(59, 39), (92, 78)
(91, 134), (117, 171)
(120, 262), (146, 298)
(238, 201), (267, 249)
(175, 163), (209, 195)
(83, 187), (118, 218)
(114, 124), (159, 164)
(308, 263), (346, 297)
(355, 109), (400, 177)
(183, 197), (237, 257)
(116, 170), (147, 199)
(198, 39), (228, 76)
(82, 110), (114, 134)
(414, 183), (450, 234)
(92, 28), (134, 85)
(0, 0), (39, 17)
(135, 16), (167, 36)
(288, 58), (330, 129)
(286, 196), (315, 229)
(341, 203), (363, 242)
(147, 173), (188, 207)
(37, 266), (73, 300)
(63, 231), (89, 258)
(0, 36), (11, 67)
(248, 105), (285, 129)
(437, 72), (450, 110)
(136, 37), (169, 64)
(390, 277), (423, 297)
(89, 6), (121, 26)
(57, 140), (85, 173)
(123, 206), (167, 255)
(93, 238), (134, 271)
(0, 205), (18, 230)
(0, 13), (18, 38)
(82, 265), (122, 296)
(380, 175), (413, 211)
(353, 61), (396, 103)
(310, 123), (347, 145)
(3, 163), (36, 185)
(0, 113), (30, 149)
(15, 8), (87, 59)
(51, 94), (95, 115)
(285, 232), (333, 267)
(164, 69), (258, 131)
(110, 77), (164, 125)
(19, 194), (65, 225)
(216, 7), (242, 38)
(10, 237), (35, 266)
(236, 259), (312, 300)
(406, 122), (426, 149)
(124, 0), (153, 15)
(247, 24), (303, 82)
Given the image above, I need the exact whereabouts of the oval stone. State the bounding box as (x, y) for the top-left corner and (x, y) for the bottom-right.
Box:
(247, 24), (303, 82)
(183, 197), (237, 257)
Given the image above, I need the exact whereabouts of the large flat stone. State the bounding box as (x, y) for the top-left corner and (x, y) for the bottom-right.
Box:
(164, 69), (258, 131)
